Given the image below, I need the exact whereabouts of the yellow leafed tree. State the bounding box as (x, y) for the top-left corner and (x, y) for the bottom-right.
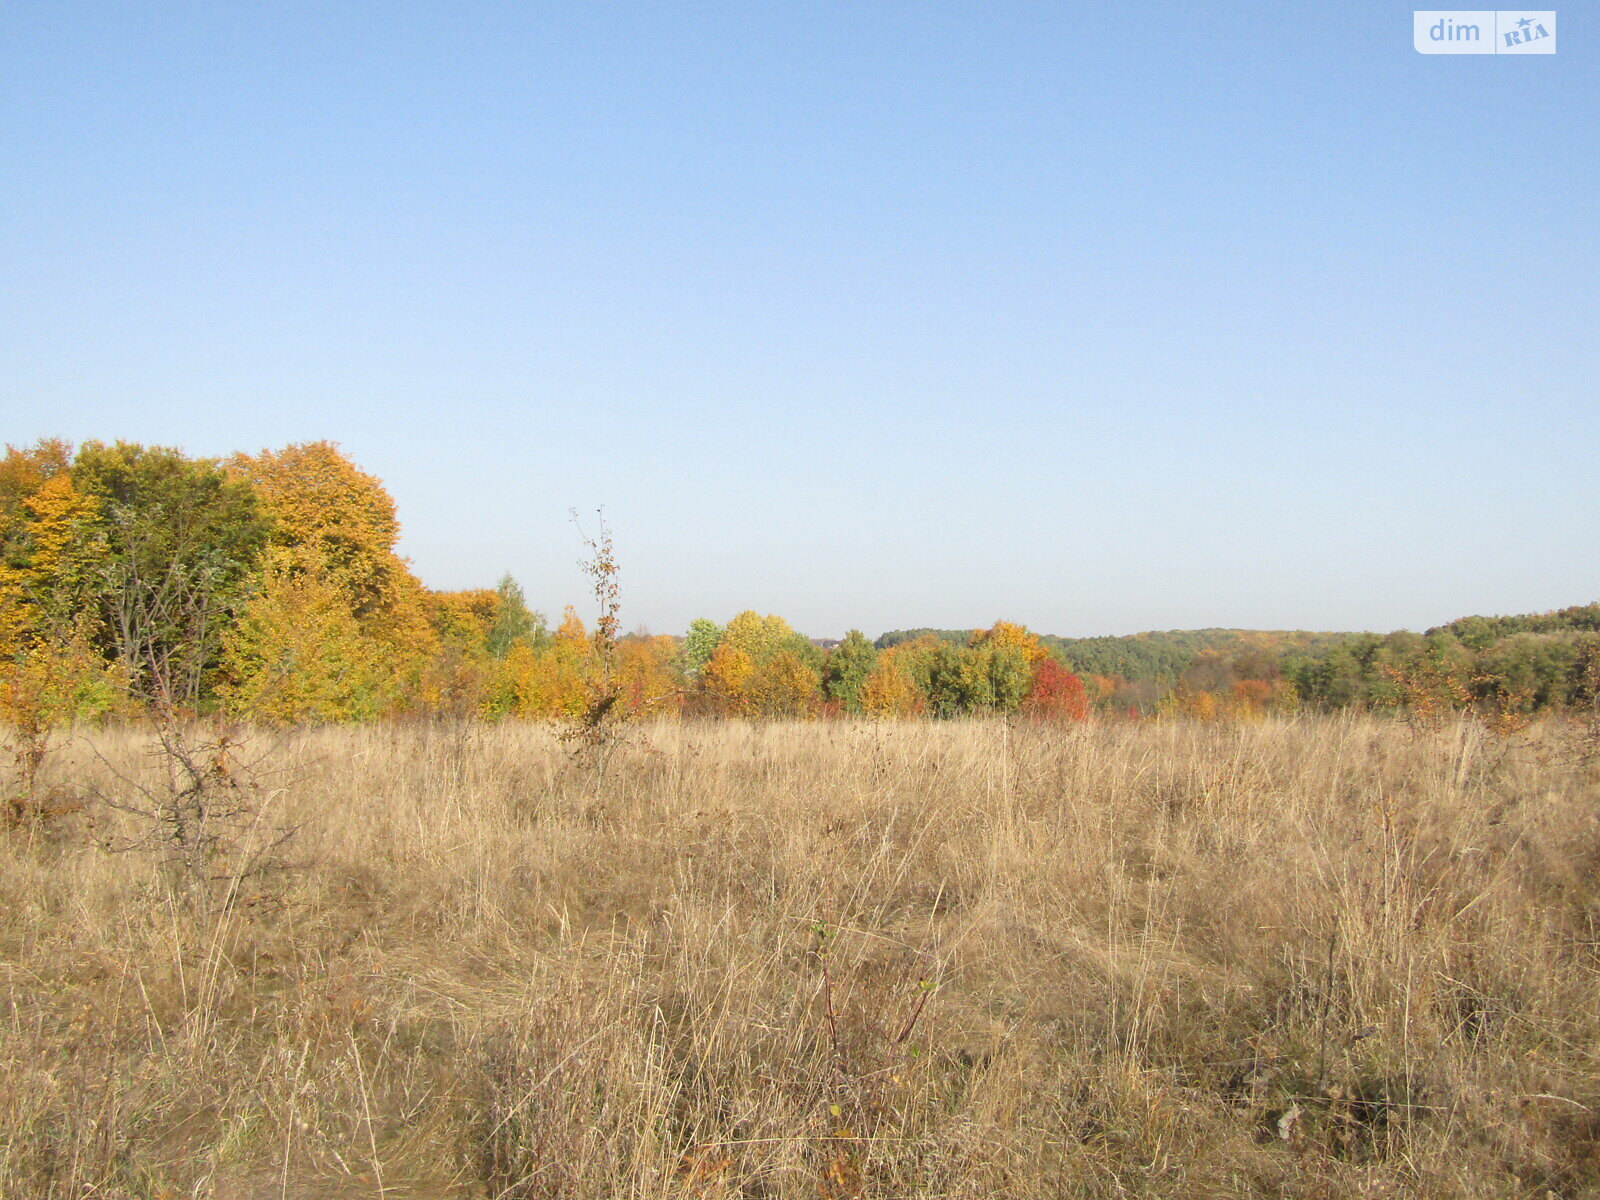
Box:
(219, 550), (390, 724)
(502, 607), (594, 718)
(229, 443), (402, 615)
(969, 620), (1047, 666)
(747, 648), (819, 718)
(0, 445), (121, 733)
(416, 588), (501, 718)
(699, 611), (821, 716)
(229, 442), (438, 708)
(429, 589), (499, 650)
(702, 643), (756, 715)
(0, 444), (104, 659)
(860, 658), (920, 718)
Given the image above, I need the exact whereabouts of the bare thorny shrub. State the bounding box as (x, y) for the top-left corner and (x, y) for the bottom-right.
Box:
(806, 918), (941, 1200)
(90, 722), (298, 912)
(85, 527), (300, 912)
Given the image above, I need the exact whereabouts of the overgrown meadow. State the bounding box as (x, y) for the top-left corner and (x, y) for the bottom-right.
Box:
(5, 438), (1600, 1197)
(4, 713), (1598, 1199)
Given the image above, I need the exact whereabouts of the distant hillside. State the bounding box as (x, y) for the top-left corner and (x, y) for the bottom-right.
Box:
(879, 602), (1600, 713)
(875, 626), (1353, 683)
(1043, 629), (1353, 683)
(1281, 602), (1600, 711)
(1429, 602), (1600, 646)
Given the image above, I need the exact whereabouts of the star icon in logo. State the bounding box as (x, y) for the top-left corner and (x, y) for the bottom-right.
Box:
(1517, 16), (1533, 29)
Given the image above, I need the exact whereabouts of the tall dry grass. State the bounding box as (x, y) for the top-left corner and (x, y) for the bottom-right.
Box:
(2, 714), (1598, 1198)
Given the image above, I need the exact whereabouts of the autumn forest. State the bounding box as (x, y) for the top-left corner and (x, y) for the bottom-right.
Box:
(2, 437), (1597, 735)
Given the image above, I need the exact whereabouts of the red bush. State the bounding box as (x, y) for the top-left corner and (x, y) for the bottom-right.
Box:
(1022, 659), (1089, 723)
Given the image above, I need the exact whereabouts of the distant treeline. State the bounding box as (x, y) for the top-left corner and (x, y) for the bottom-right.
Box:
(879, 608), (1600, 718)
(1, 437), (1595, 727)
(1282, 605), (1600, 714)
(0, 439), (1091, 725)
(878, 627), (1347, 685)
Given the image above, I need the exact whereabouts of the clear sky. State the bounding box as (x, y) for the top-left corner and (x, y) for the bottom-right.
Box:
(3, 3), (1595, 639)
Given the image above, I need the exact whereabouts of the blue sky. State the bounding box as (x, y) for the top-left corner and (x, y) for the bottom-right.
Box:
(3, 3), (1595, 638)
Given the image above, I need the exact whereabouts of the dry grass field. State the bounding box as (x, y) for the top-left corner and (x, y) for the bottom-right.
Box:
(3, 715), (1599, 1199)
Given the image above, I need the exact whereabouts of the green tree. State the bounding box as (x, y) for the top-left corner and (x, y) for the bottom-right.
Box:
(822, 629), (877, 713)
(684, 618), (723, 678)
(487, 573), (543, 657)
(976, 639), (1033, 712)
(1474, 633), (1578, 712)
(74, 441), (267, 711)
(924, 642), (984, 716)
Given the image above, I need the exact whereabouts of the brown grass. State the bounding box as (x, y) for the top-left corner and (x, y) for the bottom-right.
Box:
(2, 714), (1599, 1199)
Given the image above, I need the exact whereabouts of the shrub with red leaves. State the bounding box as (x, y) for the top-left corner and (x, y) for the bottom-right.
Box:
(1022, 659), (1090, 723)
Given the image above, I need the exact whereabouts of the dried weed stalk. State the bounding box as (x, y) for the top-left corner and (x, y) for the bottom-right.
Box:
(562, 508), (626, 785)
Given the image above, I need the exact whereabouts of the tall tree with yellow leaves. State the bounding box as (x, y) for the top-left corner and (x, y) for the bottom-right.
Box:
(969, 620), (1047, 667)
(747, 648), (820, 718)
(228, 442), (437, 706)
(0, 444), (104, 658)
(698, 611), (822, 715)
(229, 442), (403, 617)
(0, 442), (123, 793)
(860, 656), (922, 718)
(504, 606), (594, 719)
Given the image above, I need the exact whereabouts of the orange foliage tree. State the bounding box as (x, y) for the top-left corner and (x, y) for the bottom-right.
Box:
(746, 649), (820, 718)
(860, 637), (941, 718)
(502, 607), (595, 718)
(414, 588), (501, 718)
(616, 634), (682, 717)
(0, 443), (103, 661)
(860, 661), (921, 717)
(701, 642), (756, 716)
(1021, 659), (1090, 723)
